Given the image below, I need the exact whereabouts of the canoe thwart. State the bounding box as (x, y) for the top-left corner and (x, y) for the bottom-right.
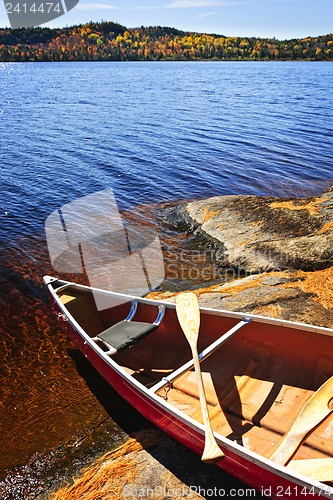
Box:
(150, 318), (250, 393)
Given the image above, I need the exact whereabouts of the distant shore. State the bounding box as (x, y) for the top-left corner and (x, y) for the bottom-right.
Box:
(1, 21), (333, 62)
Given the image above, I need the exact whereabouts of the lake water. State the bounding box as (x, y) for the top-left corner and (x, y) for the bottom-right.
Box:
(1, 61), (333, 498)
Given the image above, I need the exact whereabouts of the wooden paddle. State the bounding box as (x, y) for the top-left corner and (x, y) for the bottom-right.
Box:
(288, 458), (333, 482)
(175, 292), (224, 463)
(270, 375), (333, 466)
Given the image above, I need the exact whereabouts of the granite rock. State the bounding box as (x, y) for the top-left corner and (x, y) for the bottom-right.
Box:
(181, 188), (333, 273)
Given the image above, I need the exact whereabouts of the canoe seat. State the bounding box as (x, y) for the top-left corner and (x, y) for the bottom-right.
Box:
(94, 301), (165, 355)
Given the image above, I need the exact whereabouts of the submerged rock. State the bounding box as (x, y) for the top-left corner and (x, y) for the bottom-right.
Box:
(180, 188), (333, 274)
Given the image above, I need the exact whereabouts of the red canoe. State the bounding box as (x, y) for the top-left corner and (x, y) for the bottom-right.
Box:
(44, 275), (333, 499)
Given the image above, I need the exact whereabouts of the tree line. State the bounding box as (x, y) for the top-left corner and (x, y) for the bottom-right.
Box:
(0, 21), (332, 62)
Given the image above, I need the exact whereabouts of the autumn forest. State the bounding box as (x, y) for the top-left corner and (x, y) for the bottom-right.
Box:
(0, 21), (333, 62)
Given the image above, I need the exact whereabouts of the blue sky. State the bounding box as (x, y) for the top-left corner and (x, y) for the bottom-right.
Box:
(0, 0), (332, 39)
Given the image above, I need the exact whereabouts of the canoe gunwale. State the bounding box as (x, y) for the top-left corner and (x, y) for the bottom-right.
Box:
(45, 275), (333, 338)
(44, 275), (333, 499)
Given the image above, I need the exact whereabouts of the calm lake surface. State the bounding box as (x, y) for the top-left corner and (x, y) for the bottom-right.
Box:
(1, 61), (333, 498)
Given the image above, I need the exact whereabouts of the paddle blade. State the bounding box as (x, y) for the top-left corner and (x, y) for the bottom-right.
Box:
(288, 458), (333, 482)
(202, 432), (225, 463)
(270, 375), (333, 465)
(175, 292), (200, 346)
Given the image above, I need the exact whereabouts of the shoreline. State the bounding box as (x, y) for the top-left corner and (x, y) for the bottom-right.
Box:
(1, 23), (333, 63)
(151, 186), (333, 328)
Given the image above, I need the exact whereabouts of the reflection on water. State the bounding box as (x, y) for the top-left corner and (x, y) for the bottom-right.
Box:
(0, 241), (122, 494)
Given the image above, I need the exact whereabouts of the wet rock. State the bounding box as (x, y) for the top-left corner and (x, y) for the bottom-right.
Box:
(180, 188), (333, 273)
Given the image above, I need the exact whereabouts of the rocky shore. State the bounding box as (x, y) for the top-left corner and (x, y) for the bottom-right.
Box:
(46, 430), (262, 500)
(181, 187), (333, 274)
(152, 186), (333, 328)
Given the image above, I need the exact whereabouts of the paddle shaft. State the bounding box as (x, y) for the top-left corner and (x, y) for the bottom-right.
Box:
(176, 292), (224, 462)
(270, 376), (333, 465)
(189, 337), (225, 462)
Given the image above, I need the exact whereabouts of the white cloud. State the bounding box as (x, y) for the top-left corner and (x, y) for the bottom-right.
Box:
(197, 10), (217, 18)
(167, 0), (300, 7)
(136, 5), (163, 9)
(167, 0), (230, 8)
(76, 2), (117, 11)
